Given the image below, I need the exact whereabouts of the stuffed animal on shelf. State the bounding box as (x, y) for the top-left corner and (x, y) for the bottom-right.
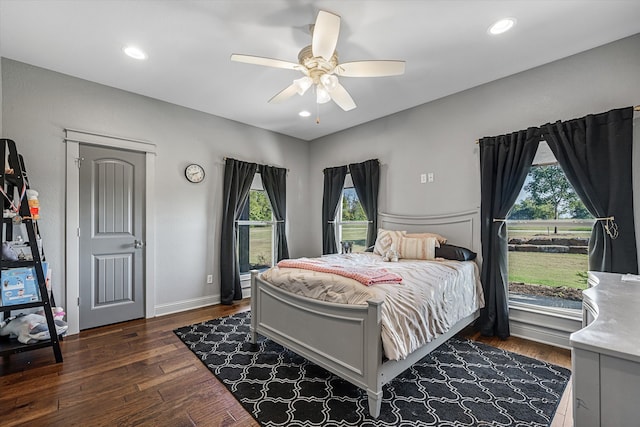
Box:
(0, 311), (68, 344)
(2, 241), (19, 261)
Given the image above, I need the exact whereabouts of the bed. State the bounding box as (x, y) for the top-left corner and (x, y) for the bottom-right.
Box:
(249, 210), (483, 418)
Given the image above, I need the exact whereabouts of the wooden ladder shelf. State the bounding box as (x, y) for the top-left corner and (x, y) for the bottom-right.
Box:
(0, 138), (62, 363)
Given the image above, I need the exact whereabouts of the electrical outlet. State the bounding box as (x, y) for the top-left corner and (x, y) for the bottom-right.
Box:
(428, 173), (434, 182)
(207, 274), (213, 284)
(420, 173), (427, 184)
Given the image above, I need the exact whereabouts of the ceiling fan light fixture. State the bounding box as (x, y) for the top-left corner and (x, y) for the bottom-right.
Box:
(231, 10), (405, 113)
(316, 85), (331, 104)
(488, 18), (516, 35)
(320, 74), (339, 91)
(294, 76), (313, 95)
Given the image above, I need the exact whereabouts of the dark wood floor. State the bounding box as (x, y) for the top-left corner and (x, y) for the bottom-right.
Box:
(0, 299), (572, 426)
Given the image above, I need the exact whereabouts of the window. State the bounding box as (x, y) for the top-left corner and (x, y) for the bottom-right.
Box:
(237, 174), (275, 274)
(336, 174), (368, 253)
(507, 142), (592, 313)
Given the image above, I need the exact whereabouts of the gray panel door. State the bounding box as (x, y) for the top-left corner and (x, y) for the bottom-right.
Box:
(79, 144), (145, 330)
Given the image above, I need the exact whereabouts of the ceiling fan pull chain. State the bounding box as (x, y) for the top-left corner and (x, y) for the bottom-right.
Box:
(316, 101), (320, 124)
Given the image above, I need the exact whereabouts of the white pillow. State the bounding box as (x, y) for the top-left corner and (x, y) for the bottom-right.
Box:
(398, 236), (438, 260)
(373, 229), (406, 256)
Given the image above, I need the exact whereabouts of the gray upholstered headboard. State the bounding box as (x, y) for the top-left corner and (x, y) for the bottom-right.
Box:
(378, 210), (481, 255)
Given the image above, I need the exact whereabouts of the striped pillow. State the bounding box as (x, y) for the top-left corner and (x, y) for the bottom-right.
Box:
(373, 229), (406, 256)
(398, 236), (438, 260)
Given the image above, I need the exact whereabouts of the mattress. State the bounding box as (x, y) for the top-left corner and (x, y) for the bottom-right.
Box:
(259, 252), (485, 360)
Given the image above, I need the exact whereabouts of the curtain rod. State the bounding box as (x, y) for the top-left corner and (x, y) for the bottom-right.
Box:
(474, 105), (640, 144)
(222, 156), (289, 172)
(322, 158), (381, 173)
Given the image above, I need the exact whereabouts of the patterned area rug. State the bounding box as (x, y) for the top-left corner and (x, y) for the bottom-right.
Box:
(174, 311), (570, 426)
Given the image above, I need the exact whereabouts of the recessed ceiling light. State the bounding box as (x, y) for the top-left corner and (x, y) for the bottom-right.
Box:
(488, 18), (516, 35)
(123, 45), (147, 60)
(299, 110), (311, 117)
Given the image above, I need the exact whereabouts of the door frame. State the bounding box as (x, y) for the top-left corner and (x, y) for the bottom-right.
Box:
(65, 128), (156, 335)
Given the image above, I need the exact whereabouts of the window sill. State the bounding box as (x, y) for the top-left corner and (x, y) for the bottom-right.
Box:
(508, 300), (583, 349)
(509, 300), (582, 321)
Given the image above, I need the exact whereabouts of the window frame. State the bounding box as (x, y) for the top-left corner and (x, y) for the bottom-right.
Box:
(506, 142), (589, 347)
(506, 157), (593, 318)
(238, 175), (276, 279)
(335, 176), (369, 252)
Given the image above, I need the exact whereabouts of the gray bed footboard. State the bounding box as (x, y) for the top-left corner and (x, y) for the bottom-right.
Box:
(250, 270), (385, 416)
(250, 270), (479, 418)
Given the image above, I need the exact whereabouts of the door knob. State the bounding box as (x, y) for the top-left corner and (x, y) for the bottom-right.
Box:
(134, 240), (144, 249)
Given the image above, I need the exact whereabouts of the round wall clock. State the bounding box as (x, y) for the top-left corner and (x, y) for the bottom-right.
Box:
(185, 163), (205, 183)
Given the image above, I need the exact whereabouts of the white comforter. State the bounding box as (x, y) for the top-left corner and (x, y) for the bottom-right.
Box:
(259, 252), (485, 360)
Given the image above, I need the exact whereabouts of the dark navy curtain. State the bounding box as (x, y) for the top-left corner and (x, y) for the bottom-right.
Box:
(260, 164), (290, 262)
(478, 128), (540, 338)
(542, 107), (637, 274)
(322, 165), (348, 254)
(349, 159), (380, 248)
(220, 158), (257, 304)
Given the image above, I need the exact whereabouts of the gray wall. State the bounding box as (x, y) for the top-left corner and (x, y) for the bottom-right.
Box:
(0, 58), (311, 313)
(2, 32), (639, 319)
(308, 34), (640, 263)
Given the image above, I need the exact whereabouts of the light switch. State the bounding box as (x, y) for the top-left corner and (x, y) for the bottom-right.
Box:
(420, 173), (427, 184)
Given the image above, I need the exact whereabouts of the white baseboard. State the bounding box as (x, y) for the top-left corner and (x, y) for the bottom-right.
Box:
(155, 295), (221, 316)
(154, 286), (252, 317)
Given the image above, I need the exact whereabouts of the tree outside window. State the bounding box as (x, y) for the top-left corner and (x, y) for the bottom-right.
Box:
(510, 165), (592, 223)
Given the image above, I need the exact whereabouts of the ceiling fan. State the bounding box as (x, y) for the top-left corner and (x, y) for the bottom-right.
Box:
(230, 10), (405, 112)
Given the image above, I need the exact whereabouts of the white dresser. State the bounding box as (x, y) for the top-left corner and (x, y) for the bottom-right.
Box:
(570, 271), (640, 427)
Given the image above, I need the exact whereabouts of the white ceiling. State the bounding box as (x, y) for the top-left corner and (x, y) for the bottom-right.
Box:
(1, 0), (639, 141)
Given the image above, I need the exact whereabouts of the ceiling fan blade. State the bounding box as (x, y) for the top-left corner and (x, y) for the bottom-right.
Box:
(335, 60), (406, 77)
(312, 10), (340, 61)
(329, 83), (356, 111)
(268, 83), (299, 103)
(230, 54), (300, 70)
